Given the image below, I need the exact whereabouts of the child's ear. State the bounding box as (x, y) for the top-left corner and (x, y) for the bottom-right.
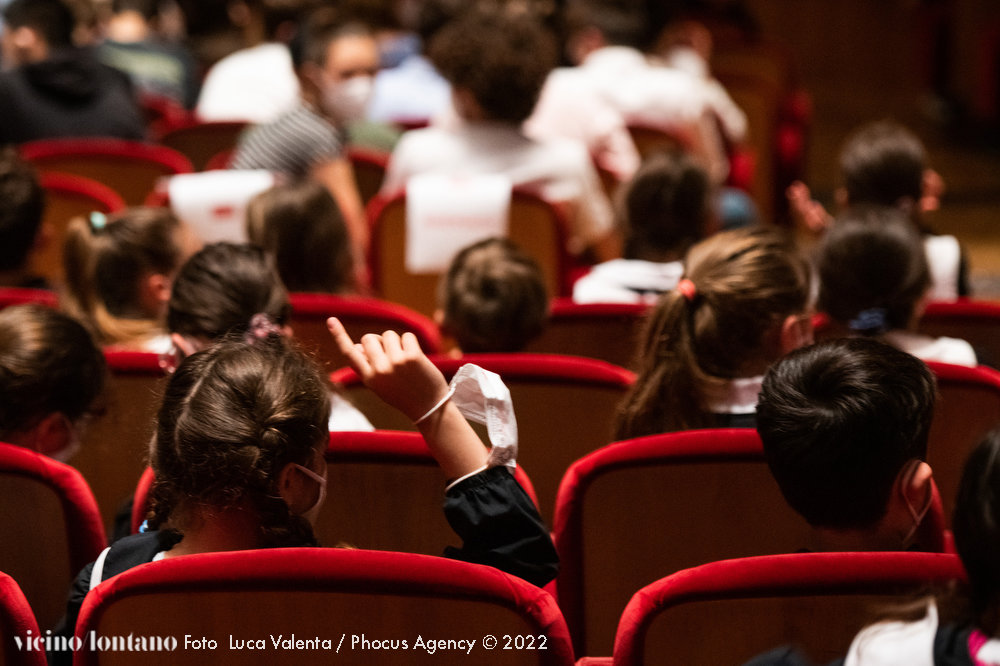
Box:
(920, 168), (944, 213)
(901, 461), (934, 506)
(779, 313), (813, 355)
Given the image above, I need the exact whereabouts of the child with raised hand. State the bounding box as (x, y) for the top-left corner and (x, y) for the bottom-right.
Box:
(52, 325), (556, 659)
(326, 317), (557, 581)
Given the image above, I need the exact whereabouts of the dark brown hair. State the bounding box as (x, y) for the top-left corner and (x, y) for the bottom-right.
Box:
(440, 238), (549, 352)
(0, 304), (105, 439)
(246, 181), (354, 294)
(147, 337), (330, 547)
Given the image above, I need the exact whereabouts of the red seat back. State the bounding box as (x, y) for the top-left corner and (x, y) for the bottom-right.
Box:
(332, 353), (634, 523)
(614, 552), (965, 665)
(74, 548), (575, 665)
(0, 443), (106, 630)
(552, 429), (948, 656)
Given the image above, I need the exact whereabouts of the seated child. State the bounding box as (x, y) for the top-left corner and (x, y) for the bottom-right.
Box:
(164, 241), (371, 431)
(0, 304), (105, 462)
(437, 237), (548, 353)
(573, 151), (711, 304)
(818, 205), (976, 367)
(614, 226), (812, 438)
(245, 180), (356, 295)
(843, 428), (1000, 664)
(52, 322), (556, 650)
(756, 337), (937, 552)
(61, 207), (200, 352)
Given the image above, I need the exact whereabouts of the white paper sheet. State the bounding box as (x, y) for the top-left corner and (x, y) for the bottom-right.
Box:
(404, 173), (512, 273)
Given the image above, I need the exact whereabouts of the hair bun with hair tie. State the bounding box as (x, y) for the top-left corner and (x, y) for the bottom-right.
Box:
(244, 313), (283, 344)
(676, 278), (698, 302)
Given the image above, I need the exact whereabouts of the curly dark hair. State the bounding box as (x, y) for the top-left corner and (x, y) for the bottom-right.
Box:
(146, 337), (331, 548)
(429, 7), (557, 123)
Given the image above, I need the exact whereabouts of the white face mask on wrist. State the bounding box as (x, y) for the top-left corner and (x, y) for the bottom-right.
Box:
(320, 75), (374, 123)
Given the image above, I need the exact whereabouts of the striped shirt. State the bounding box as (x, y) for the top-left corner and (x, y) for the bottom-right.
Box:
(231, 104), (345, 178)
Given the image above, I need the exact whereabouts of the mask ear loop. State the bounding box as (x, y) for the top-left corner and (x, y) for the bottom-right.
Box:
(901, 459), (933, 546)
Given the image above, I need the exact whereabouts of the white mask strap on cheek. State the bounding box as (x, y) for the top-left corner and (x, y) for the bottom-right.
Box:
(292, 463), (327, 522)
(902, 461), (933, 546)
(448, 364), (518, 469)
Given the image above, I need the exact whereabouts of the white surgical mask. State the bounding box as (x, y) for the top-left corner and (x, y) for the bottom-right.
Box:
(449, 364), (518, 469)
(293, 462), (327, 524)
(321, 75), (374, 123)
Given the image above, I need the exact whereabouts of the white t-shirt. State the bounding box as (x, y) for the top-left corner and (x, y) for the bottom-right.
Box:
(572, 258), (684, 304)
(382, 121), (614, 254)
(882, 329), (977, 367)
(196, 43), (300, 124)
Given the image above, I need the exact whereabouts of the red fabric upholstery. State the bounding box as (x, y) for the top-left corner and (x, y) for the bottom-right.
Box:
(920, 300), (1000, 367)
(73, 351), (166, 534)
(0, 443), (106, 575)
(0, 288), (58, 309)
(346, 146), (389, 206)
(155, 120), (248, 171)
(75, 548), (575, 665)
(132, 430), (540, 537)
(613, 552), (966, 665)
(33, 172), (127, 288)
(20, 138), (193, 206)
(925, 361), (1000, 519)
(552, 429), (948, 657)
(523, 299), (649, 369)
(20, 138), (193, 173)
(289, 293), (441, 372)
(0, 572), (45, 666)
(0, 443), (106, 629)
(39, 172), (126, 213)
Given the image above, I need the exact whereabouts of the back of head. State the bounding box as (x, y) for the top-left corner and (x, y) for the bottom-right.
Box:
(167, 242), (290, 342)
(953, 430), (1000, 627)
(246, 180), (354, 294)
(429, 6), (557, 123)
(292, 7), (372, 69)
(839, 120), (927, 208)
(757, 337), (936, 530)
(563, 0), (649, 50)
(619, 151), (709, 261)
(0, 148), (44, 274)
(615, 227), (812, 437)
(110, 0), (158, 21)
(440, 237), (549, 353)
(0, 304), (105, 441)
(148, 337), (330, 547)
(819, 205), (930, 335)
(3, 0), (76, 49)
(62, 207), (184, 345)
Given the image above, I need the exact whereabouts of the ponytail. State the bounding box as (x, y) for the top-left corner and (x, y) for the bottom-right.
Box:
(615, 227), (812, 438)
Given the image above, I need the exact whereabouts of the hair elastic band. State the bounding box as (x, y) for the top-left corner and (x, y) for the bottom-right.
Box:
(243, 312), (283, 344)
(848, 307), (889, 333)
(89, 211), (107, 231)
(413, 385), (455, 425)
(676, 278), (697, 302)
